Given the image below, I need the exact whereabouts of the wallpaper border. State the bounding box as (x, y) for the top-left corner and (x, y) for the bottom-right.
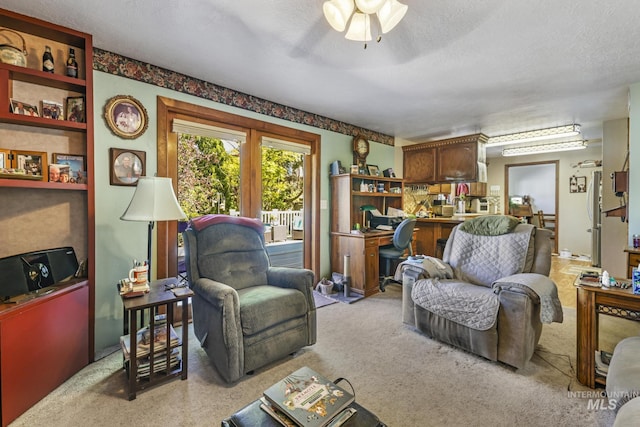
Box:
(93, 48), (394, 146)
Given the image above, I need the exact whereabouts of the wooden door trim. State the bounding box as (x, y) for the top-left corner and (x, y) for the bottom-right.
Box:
(504, 160), (559, 253)
(156, 96), (321, 280)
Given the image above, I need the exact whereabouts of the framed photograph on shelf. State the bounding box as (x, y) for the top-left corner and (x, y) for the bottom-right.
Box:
(104, 95), (149, 139)
(10, 99), (39, 117)
(12, 150), (48, 181)
(367, 164), (380, 176)
(350, 165), (359, 174)
(48, 163), (70, 183)
(52, 153), (87, 184)
(110, 148), (145, 186)
(0, 148), (10, 169)
(41, 100), (64, 120)
(66, 96), (86, 123)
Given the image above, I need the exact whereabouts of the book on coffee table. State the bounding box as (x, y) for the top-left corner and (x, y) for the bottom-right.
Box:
(262, 366), (355, 427)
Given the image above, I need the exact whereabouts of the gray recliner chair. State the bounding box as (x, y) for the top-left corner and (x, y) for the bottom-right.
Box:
(183, 214), (316, 383)
(401, 215), (563, 369)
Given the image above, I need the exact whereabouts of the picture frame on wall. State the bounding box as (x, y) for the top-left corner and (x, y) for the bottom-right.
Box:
(104, 95), (149, 139)
(52, 153), (87, 184)
(109, 148), (146, 186)
(570, 175), (587, 193)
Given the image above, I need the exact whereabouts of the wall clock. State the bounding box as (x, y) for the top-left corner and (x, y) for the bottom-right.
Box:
(352, 135), (369, 172)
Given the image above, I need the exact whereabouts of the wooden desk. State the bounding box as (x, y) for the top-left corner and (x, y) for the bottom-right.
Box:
(414, 218), (462, 256)
(330, 229), (417, 297)
(576, 282), (640, 388)
(121, 277), (192, 400)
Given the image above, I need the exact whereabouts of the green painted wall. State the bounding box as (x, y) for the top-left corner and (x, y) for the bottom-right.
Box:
(92, 71), (394, 354)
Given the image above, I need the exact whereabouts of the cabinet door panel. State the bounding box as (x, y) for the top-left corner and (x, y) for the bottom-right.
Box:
(437, 142), (477, 181)
(404, 147), (436, 183)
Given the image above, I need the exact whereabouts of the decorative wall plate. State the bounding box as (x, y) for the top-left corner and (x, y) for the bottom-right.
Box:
(104, 95), (149, 139)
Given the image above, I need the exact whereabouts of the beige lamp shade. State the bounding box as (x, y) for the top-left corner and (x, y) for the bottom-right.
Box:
(120, 176), (186, 222)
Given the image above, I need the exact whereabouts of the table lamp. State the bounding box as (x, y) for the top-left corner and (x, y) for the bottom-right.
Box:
(120, 176), (186, 281)
(360, 204), (376, 230)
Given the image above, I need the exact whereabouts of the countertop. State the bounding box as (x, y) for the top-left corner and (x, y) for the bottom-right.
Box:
(416, 213), (490, 222)
(415, 217), (464, 223)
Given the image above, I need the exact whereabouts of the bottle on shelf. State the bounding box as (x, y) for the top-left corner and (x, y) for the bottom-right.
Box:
(66, 48), (78, 78)
(42, 46), (54, 73)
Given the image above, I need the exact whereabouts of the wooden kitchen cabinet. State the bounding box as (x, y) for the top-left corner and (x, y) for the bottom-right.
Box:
(403, 145), (436, 184)
(403, 134), (487, 184)
(428, 183), (452, 194)
(469, 182), (487, 197)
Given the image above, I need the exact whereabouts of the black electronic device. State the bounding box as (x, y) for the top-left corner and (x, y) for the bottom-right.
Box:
(0, 247), (79, 301)
(383, 168), (395, 178)
(369, 214), (403, 230)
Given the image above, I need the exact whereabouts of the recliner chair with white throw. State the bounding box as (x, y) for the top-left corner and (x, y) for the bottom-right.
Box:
(400, 215), (563, 369)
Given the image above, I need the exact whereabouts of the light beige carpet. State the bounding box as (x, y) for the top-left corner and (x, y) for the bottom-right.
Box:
(12, 286), (639, 427)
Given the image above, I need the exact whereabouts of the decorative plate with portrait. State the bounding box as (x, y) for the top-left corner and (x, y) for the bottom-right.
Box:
(104, 95), (149, 139)
(110, 148), (146, 186)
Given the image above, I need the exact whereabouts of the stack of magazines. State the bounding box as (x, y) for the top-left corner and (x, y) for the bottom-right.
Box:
(595, 350), (613, 377)
(577, 271), (602, 287)
(261, 366), (356, 427)
(120, 322), (181, 379)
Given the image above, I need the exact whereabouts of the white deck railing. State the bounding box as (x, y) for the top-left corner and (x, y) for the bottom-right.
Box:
(260, 209), (303, 236)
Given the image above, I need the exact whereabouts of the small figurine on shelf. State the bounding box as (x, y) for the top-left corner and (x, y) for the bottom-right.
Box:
(66, 48), (78, 78)
(42, 46), (54, 73)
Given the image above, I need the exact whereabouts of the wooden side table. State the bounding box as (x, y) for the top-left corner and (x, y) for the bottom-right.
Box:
(624, 247), (640, 279)
(120, 277), (192, 400)
(576, 281), (640, 388)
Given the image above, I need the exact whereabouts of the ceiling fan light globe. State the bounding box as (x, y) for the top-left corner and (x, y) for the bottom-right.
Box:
(323, 0), (355, 32)
(355, 0), (387, 14)
(377, 0), (408, 33)
(345, 12), (372, 41)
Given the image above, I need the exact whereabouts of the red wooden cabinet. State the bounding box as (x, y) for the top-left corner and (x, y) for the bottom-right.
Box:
(0, 282), (89, 426)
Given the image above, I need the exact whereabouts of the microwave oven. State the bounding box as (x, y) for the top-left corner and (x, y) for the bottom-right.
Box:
(471, 198), (489, 213)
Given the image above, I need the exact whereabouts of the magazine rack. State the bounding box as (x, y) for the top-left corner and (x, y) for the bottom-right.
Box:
(120, 277), (192, 400)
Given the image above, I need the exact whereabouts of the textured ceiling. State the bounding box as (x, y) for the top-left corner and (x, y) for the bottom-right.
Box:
(3, 1), (640, 152)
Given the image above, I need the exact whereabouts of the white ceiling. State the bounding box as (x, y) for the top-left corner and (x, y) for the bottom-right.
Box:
(3, 1), (640, 153)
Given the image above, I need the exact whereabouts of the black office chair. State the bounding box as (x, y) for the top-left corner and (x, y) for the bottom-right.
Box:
(379, 218), (416, 292)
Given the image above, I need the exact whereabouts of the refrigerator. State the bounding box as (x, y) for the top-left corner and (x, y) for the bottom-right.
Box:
(587, 171), (602, 267)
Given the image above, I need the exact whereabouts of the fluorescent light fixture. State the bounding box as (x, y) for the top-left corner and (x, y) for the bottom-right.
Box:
(487, 124), (581, 147)
(501, 139), (587, 157)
